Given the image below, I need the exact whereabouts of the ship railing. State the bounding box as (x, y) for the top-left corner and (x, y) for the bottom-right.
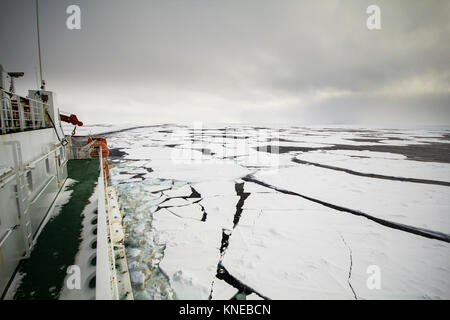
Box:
(96, 148), (134, 300)
(64, 135), (95, 160)
(66, 145), (95, 160)
(96, 147), (119, 300)
(0, 88), (48, 135)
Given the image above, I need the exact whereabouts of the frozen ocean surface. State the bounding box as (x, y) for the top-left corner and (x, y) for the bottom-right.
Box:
(102, 124), (450, 300)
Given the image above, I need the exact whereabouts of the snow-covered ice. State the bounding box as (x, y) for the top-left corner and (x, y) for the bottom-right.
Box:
(295, 150), (450, 183)
(252, 165), (450, 235)
(108, 124), (450, 300)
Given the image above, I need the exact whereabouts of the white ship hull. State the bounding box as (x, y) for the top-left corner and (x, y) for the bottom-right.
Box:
(1, 67), (132, 299)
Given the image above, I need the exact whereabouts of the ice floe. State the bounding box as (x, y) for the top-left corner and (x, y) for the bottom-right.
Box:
(166, 204), (205, 221)
(222, 202), (450, 299)
(295, 151), (450, 183)
(163, 184), (193, 198)
(108, 125), (450, 300)
(152, 209), (222, 300)
(160, 198), (195, 208)
(252, 165), (450, 235)
(211, 279), (239, 300)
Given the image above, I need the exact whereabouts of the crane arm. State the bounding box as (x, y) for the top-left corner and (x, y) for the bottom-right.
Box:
(60, 113), (83, 126)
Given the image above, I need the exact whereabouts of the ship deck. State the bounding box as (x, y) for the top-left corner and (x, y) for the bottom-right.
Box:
(6, 159), (100, 300)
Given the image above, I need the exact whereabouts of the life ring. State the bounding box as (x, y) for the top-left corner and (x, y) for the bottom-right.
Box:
(89, 139), (109, 158)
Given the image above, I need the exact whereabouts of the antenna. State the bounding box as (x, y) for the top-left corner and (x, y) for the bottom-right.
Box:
(36, 0), (45, 90)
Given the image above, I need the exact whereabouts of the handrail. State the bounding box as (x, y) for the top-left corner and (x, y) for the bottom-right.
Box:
(29, 176), (56, 205)
(0, 168), (15, 188)
(1, 145), (62, 189)
(27, 145), (62, 168)
(0, 229), (13, 248)
(0, 88), (45, 105)
(96, 149), (117, 299)
(1, 88), (48, 134)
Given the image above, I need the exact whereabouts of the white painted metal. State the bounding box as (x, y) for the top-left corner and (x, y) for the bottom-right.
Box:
(1, 106), (133, 299)
(95, 159), (115, 300)
(0, 124), (67, 297)
(0, 88), (47, 134)
(7, 141), (32, 257)
(96, 152), (133, 300)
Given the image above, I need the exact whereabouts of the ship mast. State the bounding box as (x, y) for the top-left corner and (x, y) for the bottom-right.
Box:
(36, 0), (45, 90)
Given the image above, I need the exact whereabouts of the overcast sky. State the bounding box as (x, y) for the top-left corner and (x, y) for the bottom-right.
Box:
(1, 0), (449, 126)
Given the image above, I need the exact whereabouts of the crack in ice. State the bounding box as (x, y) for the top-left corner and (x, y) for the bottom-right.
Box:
(338, 232), (358, 300)
(242, 175), (450, 243)
(208, 181), (262, 300)
(292, 158), (450, 187)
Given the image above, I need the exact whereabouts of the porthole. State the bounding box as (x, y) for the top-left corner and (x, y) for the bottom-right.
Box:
(88, 276), (96, 289)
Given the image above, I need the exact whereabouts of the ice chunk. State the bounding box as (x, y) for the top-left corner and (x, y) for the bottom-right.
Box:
(167, 204), (205, 220)
(192, 181), (237, 197)
(295, 151), (450, 183)
(199, 195), (239, 230)
(130, 270), (146, 286)
(159, 198), (193, 208)
(253, 165), (450, 235)
(127, 248), (141, 259)
(152, 208), (222, 300)
(163, 185), (193, 198)
(243, 181), (276, 194)
(211, 279), (238, 300)
(222, 198), (450, 299)
(246, 293), (264, 300)
(144, 185), (171, 193)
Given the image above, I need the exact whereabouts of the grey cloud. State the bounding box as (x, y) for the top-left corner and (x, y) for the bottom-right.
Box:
(0, 0), (449, 125)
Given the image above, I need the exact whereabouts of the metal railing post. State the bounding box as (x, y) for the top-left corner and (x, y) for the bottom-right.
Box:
(1, 91), (6, 134)
(5, 95), (14, 132)
(31, 100), (36, 130)
(39, 101), (45, 128)
(17, 97), (25, 131)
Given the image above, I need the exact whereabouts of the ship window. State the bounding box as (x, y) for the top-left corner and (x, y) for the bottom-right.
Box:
(26, 171), (33, 191)
(56, 155), (61, 168)
(45, 158), (50, 174)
